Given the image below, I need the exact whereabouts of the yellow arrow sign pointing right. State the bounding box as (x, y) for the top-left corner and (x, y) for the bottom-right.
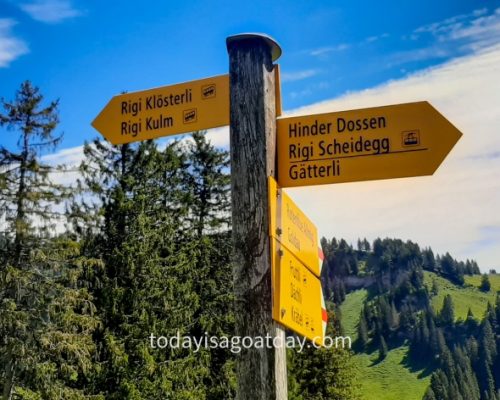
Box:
(277, 101), (462, 188)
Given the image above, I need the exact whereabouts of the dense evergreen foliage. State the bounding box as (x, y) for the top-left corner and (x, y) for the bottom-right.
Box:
(288, 308), (359, 399)
(322, 236), (500, 400)
(0, 82), (100, 399)
(1, 82), (357, 399)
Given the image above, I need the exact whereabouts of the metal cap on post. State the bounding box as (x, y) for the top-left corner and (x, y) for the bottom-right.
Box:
(227, 33), (282, 62)
(226, 33), (286, 399)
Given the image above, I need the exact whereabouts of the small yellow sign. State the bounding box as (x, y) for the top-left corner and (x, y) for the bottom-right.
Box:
(277, 101), (462, 187)
(268, 176), (321, 277)
(92, 74), (229, 144)
(271, 240), (326, 346)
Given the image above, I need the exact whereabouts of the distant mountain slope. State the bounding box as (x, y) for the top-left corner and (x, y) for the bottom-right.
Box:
(325, 236), (500, 400)
(340, 290), (431, 400)
(425, 272), (500, 320)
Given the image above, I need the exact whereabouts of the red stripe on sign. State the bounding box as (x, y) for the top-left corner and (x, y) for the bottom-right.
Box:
(318, 248), (324, 261)
(322, 308), (328, 322)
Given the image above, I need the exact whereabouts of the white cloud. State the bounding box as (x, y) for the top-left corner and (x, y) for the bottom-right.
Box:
(41, 145), (85, 186)
(289, 81), (331, 100)
(310, 44), (349, 57)
(363, 33), (389, 44)
(281, 69), (319, 82)
(42, 144), (85, 166)
(0, 19), (28, 67)
(286, 44), (500, 272)
(413, 8), (489, 36)
(205, 126), (230, 148)
(20, 0), (82, 23)
(396, 7), (500, 65)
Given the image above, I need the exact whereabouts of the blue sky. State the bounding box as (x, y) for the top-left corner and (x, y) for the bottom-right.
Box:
(1, 0), (500, 271)
(0, 0), (497, 148)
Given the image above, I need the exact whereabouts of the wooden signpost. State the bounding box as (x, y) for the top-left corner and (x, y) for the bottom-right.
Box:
(92, 33), (463, 400)
(226, 34), (287, 399)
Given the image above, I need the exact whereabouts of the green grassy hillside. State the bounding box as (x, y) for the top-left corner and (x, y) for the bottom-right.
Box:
(354, 347), (431, 400)
(340, 288), (368, 339)
(339, 273), (500, 400)
(340, 289), (430, 400)
(425, 272), (500, 320)
(465, 273), (500, 292)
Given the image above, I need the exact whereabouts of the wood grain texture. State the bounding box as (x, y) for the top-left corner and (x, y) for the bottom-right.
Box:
(227, 36), (287, 399)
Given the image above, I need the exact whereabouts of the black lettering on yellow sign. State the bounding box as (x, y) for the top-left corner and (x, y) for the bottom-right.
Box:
(285, 204), (314, 246)
(288, 120), (332, 138)
(146, 115), (173, 131)
(290, 261), (301, 281)
(288, 136), (391, 163)
(290, 283), (302, 303)
(291, 306), (303, 326)
(145, 90), (193, 110)
(121, 98), (142, 116)
(317, 137), (390, 156)
(337, 116), (386, 133)
(287, 115), (387, 138)
(287, 228), (300, 251)
(121, 119), (142, 137)
(289, 160), (341, 181)
(289, 260), (303, 304)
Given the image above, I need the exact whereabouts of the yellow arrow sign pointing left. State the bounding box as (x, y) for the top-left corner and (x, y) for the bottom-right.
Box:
(92, 74), (229, 145)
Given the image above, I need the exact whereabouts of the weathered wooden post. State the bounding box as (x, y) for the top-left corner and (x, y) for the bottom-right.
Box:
(226, 34), (286, 399)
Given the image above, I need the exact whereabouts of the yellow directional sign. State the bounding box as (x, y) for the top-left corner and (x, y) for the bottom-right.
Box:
(268, 177), (321, 277)
(271, 240), (327, 346)
(277, 101), (462, 187)
(92, 74), (229, 144)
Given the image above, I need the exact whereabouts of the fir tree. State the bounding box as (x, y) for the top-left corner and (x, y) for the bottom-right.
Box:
(429, 369), (450, 399)
(0, 82), (99, 399)
(496, 294), (500, 334)
(440, 294), (455, 325)
(363, 238), (371, 252)
(182, 131), (230, 238)
(422, 248), (436, 271)
(431, 279), (439, 296)
(358, 310), (369, 349)
(181, 132), (234, 399)
(485, 302), (496, 327)
(378, 335), (388, 360)
(0, 81), (65, 264)
(453, 346), (480, 400)
(77, 139), (212, 398)
(288, 308), (359, 399)
(480, 274), (491, 292)
(479, 320), (497, 365)
(465, 307), (479, 332)
(423, 387), (437, 400)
